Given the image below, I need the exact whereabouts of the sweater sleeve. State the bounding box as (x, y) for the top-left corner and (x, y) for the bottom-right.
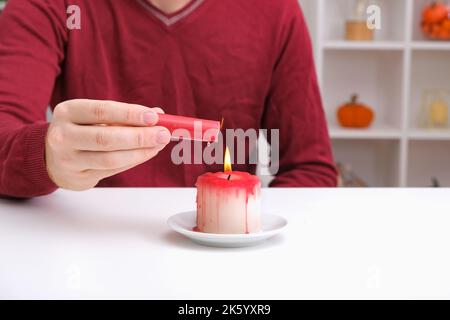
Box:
(262, 1), (337, 188)
(0, 0), (67, 198)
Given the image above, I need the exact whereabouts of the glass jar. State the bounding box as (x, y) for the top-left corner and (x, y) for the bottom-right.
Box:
(345, 0), (375, 41)
(418, 90), (450, 129)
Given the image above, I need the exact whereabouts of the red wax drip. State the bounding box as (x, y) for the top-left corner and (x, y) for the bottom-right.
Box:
(201, 186), (205, 230)
(195, 172), (260, 196)
(245, 195), (249, 234)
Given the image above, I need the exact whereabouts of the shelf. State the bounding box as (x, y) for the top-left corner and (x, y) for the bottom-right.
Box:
(411, 42), (450, 51)
(330, 125), (402, 140)
(408, 140), (450, 187)
(323, 41), (405, 51)
(408, 129), (450, 141)
(324, 41), (450, 51)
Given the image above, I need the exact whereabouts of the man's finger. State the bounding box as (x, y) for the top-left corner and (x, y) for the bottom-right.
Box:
(68, 125), (171, 151)
(56, 99), (162, 126)
(153, 107), (165, 114)
(77, 147), (162, 170)
(87, 164), (138, 182)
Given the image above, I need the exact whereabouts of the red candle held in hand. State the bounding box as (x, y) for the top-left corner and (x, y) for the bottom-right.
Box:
(156, 114), (220, 142)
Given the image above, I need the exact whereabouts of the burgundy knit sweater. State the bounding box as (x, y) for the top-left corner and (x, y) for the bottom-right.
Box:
(0, 0), (337, 198)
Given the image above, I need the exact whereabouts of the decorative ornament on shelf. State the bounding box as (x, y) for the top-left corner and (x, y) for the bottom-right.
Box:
(337, 163), (369, 188)
(431, 177), (441, 188)
(337, 94), (375, 129)
(345, 0), (374, 41)
(418, 90), (449, 129)
(421, 0), (450, 41)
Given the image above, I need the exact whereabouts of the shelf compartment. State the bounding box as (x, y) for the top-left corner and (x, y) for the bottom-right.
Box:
(323, 50), (404, 131)
(323, 0), (407, 42)
(408, 140), (450, 187)
(411, 0), (450, 42)
(409, 51), (450, 129)
(333, 139), (400, 187)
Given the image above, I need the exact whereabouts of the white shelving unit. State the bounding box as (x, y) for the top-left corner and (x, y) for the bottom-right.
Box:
(299, 0), (450, 187)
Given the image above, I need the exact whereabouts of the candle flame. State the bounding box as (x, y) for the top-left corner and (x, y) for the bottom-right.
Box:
(224, 147), (232, 172)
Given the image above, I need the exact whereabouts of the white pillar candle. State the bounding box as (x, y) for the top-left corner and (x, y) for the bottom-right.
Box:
(195, 171), (261, 234)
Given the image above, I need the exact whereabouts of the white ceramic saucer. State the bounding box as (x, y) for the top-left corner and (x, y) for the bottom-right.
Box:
(167, 211), (287, 248)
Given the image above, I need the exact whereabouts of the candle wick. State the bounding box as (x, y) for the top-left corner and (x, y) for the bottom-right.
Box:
(227, 174), (231, 181)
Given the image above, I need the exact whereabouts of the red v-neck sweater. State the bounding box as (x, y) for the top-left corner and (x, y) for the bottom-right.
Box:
(0, 0), (337, 198)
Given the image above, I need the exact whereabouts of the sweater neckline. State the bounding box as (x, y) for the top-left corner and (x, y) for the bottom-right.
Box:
(136, 0), (206, 27)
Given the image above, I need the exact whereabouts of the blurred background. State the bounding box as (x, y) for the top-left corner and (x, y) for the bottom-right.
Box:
(298, 0), (450, 187)
(1, 0), (449, 187)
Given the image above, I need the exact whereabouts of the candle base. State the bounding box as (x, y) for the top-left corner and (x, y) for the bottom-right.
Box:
(168, 211), (287, 248)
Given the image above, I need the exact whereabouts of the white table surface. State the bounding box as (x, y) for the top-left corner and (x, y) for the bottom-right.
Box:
(1, 188), (450, 300)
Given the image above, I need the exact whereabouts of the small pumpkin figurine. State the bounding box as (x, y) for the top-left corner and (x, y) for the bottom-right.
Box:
(337, 94), (374, 128)
(423, 1), (448, 24)
(421, 1), (450, 40)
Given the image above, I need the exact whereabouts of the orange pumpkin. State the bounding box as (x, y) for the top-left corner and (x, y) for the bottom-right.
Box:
(337, 95), (374, 129)
(443, 19), (450, 29)
(423, 2), (448, 24)
(421, 1), (450, 40)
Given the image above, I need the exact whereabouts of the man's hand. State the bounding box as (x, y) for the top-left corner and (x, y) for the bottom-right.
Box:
(45, 99), (171, 191)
